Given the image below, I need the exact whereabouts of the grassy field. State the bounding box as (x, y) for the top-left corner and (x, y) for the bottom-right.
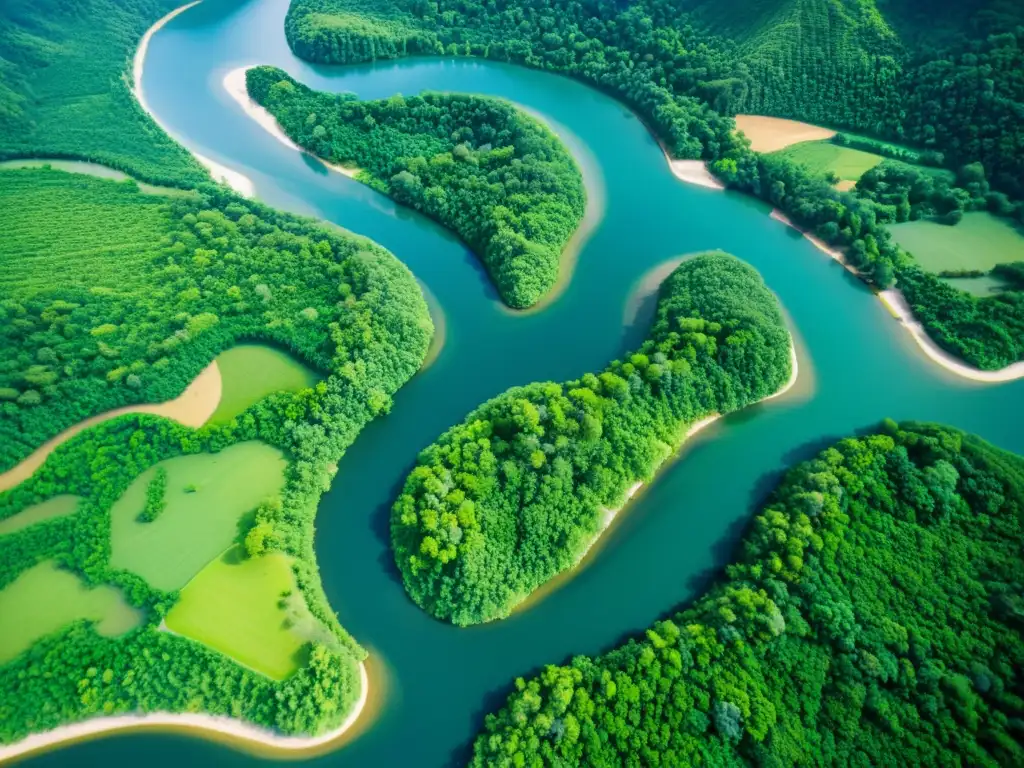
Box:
(0, 495), (80, 536)
(0, 0), (207, 187)
(890, 212), (1024, 275)
(0, 168), (169, 297)
(772, 140), (883, 182)
(165, 546), (318, 680)
(109, 442), (288, 591)
(0, 561), (141, 664)
(944, 274), (1014, 298)
(209, 345), (321, 424)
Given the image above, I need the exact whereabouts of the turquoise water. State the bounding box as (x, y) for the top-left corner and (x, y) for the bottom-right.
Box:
(23, 0), (1024, 765)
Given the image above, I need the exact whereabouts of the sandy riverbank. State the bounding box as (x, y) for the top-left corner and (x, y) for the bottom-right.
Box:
(0, 661), (369, 763)
(658, 142), (724, 190)
(770, 209), (857, 274)
(878, 290), (1024, 383)
(223, 68), (361, 179)
(133, 2), (255, 197)
(0, 363), (222, 493)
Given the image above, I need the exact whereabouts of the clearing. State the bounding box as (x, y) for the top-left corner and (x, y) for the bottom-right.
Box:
(109, 441), (287, 591)
(734, 115), (835, 153)
(165, 546), (322, 680)
(208, 344), (320, 424)
(772, 140), (883, 182)
(0, 560), (142, 664)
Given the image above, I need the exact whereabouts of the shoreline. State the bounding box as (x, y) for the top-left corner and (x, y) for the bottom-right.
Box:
(660, 143), (724, 190)
(878, 290), (1024, 383)
(0, 362), (222, 493)
(0, 661), (369, 764)
(769, 209), (1024, 383)
(223, 68), (360, 179)
(133, 2), (255, 197)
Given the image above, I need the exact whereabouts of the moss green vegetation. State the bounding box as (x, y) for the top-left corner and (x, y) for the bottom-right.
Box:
(472, 422), (1024, 766)
(165, 546), (316, 681)
(0, 495), (80, 537)
(109, 442), (287, 591)
(284, 0), (1024, 369)
(209, 344), (320, 425)
(772, 141), (882, 183)
(890, 213), (1024, 276)
(0, 166), (432, 741)
(393, 253), (792, 625)
(0, 561), (142, 665)
(246, 66), (585, 309)
(0, 0), (208, 187)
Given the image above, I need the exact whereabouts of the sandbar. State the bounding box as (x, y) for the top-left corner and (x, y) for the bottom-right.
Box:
(0, 661), (369, 763)
(133, 2), (255, 197)
(223, 68), (360, 179)
(0, 362), (222, 493)
(665, 156), (725, 190)
(734, 115), (836, 153)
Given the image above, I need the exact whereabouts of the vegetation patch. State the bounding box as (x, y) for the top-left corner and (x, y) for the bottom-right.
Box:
(164, 546), (321, 681)
(0, 495), (80, 537)
(0, 561), (142, 664)
(110, 442), (287, 591)
(471, 422), (1024, 766)
(771, 140), (883, 183)
(209, 344), (320, 425)
(246, 66), (585, 309)
(889, 212), (1024, 276)
(392, 253), (792, 625)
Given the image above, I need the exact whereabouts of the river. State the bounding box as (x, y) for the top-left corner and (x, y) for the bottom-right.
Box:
(22, 0), (1024, 765)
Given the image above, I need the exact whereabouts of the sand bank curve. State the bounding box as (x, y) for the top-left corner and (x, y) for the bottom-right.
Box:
(133, 2), (254, 197)
(0, 660), (369, 764)
(0, 362), (222, 493)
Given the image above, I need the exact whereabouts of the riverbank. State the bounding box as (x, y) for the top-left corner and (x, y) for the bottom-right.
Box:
(0, 661), (369, 764)
(770, 209), (857, 275)
(0, 362), (221, 493)
(223, 68), (360, 179)
(133, 2), (255, 197)
(878, 290), (1024, 383)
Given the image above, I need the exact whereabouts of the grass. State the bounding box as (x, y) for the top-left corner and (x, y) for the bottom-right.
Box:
(772, 140), (883, 181)
(165, 546), (320, 680)
(109, 441), (288, 591)
(0, 0), (207, 187)
(209, 345), (321, 425)
(0, 168), (169, 297)
(0, 560), (142, 664)
(944, 274), (1014, 298)
(0, 495), (80, 536)
(890, 212), (1024, 275)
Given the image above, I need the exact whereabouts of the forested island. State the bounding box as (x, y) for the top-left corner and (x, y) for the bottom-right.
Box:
(284, 0), (1024, 371)
(245, 66), (585, 309)
(392, 253), (792, 625)
(471, 421), (1024, 766)
(0, 166), (432, 742)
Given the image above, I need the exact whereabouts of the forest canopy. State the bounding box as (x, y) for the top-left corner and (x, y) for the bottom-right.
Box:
(391, 252), (792, 625)
(246, 66), (586, 309)
(471, 421), (1024, 766)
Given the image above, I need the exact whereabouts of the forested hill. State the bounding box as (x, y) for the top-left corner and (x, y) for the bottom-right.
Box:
(286, 0), (1024, 197)
(391, 253), (792, 625)
(471, 422), (1024, 766)
(0, 0), (208, 186)
(246, 66), (585, 309)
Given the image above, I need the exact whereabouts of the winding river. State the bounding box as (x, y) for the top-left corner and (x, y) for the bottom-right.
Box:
(21, 0), (1024, 765)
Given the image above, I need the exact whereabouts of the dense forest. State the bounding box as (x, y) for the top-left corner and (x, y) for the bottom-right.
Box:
(471, 422), (1024, 766)
(285, 0), (1024, 370)
(0, 167), (433, 740)
(246, 66), (585, 309)
(0, 0), (208, 187)
(392, 253), (792, 625)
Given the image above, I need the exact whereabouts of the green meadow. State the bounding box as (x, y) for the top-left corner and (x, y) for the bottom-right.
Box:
(0, 561), (142, 664)
(0, 495), (80, 536)
(209, 345), (321, 425)
(771, 140), (883, 182)
(109, 442), (287, 591)
(890, 212), (1024, 281)
(165, 546), (317, 680)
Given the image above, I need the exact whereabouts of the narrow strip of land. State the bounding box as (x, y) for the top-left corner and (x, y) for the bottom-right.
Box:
(0, 661), (369, 763)
(133, 2), (255, 197)
(0, 362), (222, 493)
